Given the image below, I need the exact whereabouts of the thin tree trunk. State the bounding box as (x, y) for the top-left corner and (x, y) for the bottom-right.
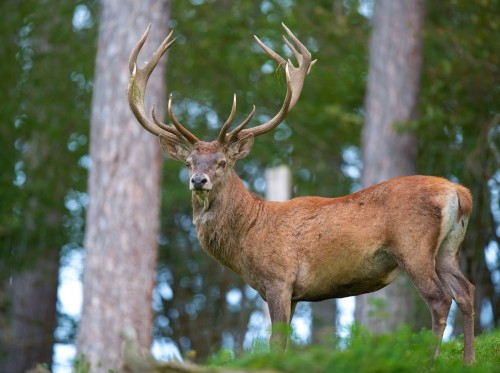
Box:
(457, 121), (499, 334)
(311, 300), (336, 344)
(76, 1), (170, 370)
(355, 0), (425, 333)
(0, 253), (59, 373)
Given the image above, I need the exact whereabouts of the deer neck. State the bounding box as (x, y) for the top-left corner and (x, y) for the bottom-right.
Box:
(191, 170), (251, 219)
(191, 170), (261, 269)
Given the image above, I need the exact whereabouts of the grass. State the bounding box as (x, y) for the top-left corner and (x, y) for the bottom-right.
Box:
(210, 326), (500, 373)
(67, 327), (500, 372)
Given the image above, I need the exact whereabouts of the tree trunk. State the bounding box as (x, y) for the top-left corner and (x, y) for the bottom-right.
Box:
(0, 2), (93, 370)
(355, 0), (425, 333)
(0, 254), (59, 373)
(76, 1), (170, 370)
(311, 300), (336, 344)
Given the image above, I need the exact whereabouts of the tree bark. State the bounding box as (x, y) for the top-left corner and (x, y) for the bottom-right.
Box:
(355, 0), (425, 333)
(311, 300), (336, 344)
(76, 1), (170, 370)
(0, 254), (59, 373)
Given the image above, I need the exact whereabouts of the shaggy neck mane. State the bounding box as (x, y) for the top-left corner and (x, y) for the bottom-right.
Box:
(191, 170), (263, 271)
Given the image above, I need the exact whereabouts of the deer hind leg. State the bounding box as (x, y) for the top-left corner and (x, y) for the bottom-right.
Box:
(398, 254), (452, 359)
(436, 250), (475, 364)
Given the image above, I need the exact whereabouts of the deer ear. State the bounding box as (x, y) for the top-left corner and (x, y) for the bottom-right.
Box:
(227, 134), (254, 160)
(159, 135), (191, 161)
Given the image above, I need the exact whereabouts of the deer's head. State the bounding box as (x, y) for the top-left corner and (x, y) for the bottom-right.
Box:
(158, 112), (255, 209)
(127, 24), (314, 205)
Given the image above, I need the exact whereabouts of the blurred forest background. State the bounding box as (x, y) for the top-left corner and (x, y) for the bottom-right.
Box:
(0, 0), (499, 372)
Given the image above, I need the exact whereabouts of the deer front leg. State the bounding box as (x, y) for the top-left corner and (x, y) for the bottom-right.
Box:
(266, 287), (294, 351)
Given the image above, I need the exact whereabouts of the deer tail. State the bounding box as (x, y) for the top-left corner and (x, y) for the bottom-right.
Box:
(456, 185), (473, 223)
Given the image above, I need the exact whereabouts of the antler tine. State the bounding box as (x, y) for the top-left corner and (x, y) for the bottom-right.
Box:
(253, 35), (287, 68)
(130, 27), (176, 81)
(226, 105), (256, 141)
(168, 94), (200, 144)
(151, 105), (183, 137)
(217, 94), (237, 144)
(127, 26), (182, 142)
(279, 23), (315, 110)
(281, 23), (310, 62)
(129, 24), (151, 75)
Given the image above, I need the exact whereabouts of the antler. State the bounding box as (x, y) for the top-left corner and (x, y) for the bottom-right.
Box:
(128, 24), (314, 146)
(127, 25), (199, 144)
(223, 23), (315, 142)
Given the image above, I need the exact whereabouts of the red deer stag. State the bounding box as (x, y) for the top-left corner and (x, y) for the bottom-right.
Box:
(127, 24), (475, 364)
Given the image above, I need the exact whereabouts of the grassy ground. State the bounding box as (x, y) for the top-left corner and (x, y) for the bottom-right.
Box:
(210, 327), (500, 373)
(66, 326), (500, 372)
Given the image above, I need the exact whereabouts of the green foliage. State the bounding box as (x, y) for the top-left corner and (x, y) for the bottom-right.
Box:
(72, 355), (92, 373)
(366, 297), (390, 321)
(211, 327), (500, 373)
(418, 0), (499, 179)
(0, 0), (98, 276)
(82, 328), (500, 372)
(0, 2), (98, 368)
(72, 354), (119, 373)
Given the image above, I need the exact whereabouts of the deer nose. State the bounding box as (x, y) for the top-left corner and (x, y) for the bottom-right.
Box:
(191, 173), (209, 191)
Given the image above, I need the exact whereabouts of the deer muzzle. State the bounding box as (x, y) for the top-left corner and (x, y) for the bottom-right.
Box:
(190, 173), (213, 192)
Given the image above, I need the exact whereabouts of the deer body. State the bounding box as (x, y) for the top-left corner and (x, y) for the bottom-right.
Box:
(193, 169), (471, 304)
(128, 25), (475, 364)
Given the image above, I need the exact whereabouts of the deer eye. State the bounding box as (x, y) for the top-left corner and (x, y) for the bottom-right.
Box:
(185, 161), (191, 168)
(219, 160), (227, 169)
